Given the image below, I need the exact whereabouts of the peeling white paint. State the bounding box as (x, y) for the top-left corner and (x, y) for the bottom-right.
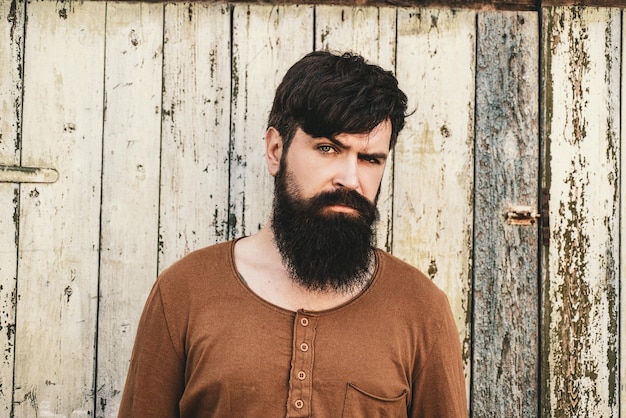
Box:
(1, 3), (623, 417)
(543, 7), (620, 417)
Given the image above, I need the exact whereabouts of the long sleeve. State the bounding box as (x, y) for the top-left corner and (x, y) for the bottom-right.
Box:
(118, 282), (185, 417)
(410, 299), (468, 417)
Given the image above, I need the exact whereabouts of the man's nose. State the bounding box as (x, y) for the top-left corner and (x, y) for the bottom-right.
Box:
(332, 158), (360, 191)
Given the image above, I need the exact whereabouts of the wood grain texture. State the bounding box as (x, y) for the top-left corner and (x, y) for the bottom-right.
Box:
(96, 3), (163, 417)
(542, 0), (626, 5)
(147, 0), (540, 11)
(229, 4), (314, 238)
(314, 5), (397, 250)
(622, 9), (626, 417)
(2, 2), (625, 415)
(393, 7), (475, 401)
(141, 0), (626, 10)
(472, 11), (539, 416)
(541, 7), (620, 417)
(14, 2), (105, 416)
(0, 0), (24, 413)
(158, 2), (232, 270)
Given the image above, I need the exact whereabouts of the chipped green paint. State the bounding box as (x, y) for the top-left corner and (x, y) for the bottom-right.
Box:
(542, 7), (620, 417)
(1, 3), (625, 416)
(12, 188), (19, 244)
(601, 16), (620, 411)
(461, 241), (473, 376)
(553, 165), (593, 416)
(231, 52), (239, 102)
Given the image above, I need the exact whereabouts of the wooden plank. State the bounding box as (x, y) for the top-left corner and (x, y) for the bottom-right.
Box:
(542, 0), (626, 5)
(0, 0), (24, 413)
(622, 9), (626, 417)
(13, 2), (105, 416)
(229, 4), (314, 238)
(314, 6), (396, 64)
(158, 2), (232, 270)
(96, 3), (163, 417)
(541, 7), (620, 417)
(472, 11), (539, 416)
(76, 0), (626, 12)
(315, 5), (397, 252)
(394, 7), (475, 402)
(148, 0), (540, 12)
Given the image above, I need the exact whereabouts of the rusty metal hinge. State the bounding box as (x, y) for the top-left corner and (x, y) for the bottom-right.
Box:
(504, 188), (550, 246)
(505, 206), (540, 225)
(0, 165), (59, 183)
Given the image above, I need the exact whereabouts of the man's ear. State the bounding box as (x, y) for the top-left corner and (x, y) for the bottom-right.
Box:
(265, 127), (283, 177)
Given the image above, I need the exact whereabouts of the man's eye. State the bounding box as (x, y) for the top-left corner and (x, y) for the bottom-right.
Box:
(363, 156), (382, 165)
(318, 145), (335, 154)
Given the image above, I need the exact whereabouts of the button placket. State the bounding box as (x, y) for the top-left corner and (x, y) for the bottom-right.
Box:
(287, 312), (317, 417)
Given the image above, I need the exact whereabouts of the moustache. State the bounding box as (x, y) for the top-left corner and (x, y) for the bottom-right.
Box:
(303, 189), (378, 223)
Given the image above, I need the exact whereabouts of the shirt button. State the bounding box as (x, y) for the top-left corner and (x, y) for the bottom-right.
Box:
(294, 399), (304, 409)
(297, 370), (306, 380)
(299, 342), (309, 352)
(300, 317), (309, 326)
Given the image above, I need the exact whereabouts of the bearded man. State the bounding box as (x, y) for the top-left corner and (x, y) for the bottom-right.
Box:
(119, 51), (467, 417)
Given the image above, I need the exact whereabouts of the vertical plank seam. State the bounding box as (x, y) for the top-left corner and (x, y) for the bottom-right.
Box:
(616, 10), (626, 418)
(94, 3), (109, 415)
(227, 4), (235, 240)
(312, 5), (317, 51)
(156, 4), (167, 272)
(468, 11), (479, 418)
(539, 8), (553, 416)
(388, 6), (399, 254)
(11, 0), (28, 415)
(536, 6), (545, 417)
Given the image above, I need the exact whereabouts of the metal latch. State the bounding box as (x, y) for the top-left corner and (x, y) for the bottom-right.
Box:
(0, 165), (59, 183)
(505, 205), (541, 225)
(504, 188), (551, 246)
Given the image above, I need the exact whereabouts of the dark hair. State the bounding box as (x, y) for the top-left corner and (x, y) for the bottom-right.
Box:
(267, 51), (408, 151)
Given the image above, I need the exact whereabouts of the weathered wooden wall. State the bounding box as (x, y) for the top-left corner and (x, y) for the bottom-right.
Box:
(0, 1), (622, 417)
(542, 7), (621, 417)
(473, 11), (540, 416)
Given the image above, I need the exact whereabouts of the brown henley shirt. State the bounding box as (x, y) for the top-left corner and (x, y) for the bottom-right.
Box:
(118, 240), (467, 417)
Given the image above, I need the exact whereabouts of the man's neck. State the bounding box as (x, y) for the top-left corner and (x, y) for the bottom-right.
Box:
(233, 226), (373, 312)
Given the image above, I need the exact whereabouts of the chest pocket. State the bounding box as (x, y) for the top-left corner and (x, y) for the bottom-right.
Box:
(342, 382), (408, 418)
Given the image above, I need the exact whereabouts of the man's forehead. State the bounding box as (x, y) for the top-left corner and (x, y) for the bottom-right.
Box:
(333, 120), (392, 150)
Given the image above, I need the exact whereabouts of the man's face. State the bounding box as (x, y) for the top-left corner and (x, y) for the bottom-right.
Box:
(269, 120), (392, 293)
(281, 120), (392, 210)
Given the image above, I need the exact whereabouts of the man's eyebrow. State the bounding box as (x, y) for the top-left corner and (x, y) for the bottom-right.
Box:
(357, 151), (388, 161)
(326, 135), (346, 149)
(309, 134), (346, 148)
(323, 135), (388, 160)
(311, 135), (351, 150)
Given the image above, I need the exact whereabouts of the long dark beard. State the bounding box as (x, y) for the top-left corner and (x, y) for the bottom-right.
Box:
(271, 168), (379, 294)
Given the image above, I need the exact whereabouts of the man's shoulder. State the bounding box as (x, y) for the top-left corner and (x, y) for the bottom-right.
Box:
(374, 249), (449, 304)
(163, 240), (233, 272)
(376, 249), (432, 283)
(156, 240), (235, 290)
